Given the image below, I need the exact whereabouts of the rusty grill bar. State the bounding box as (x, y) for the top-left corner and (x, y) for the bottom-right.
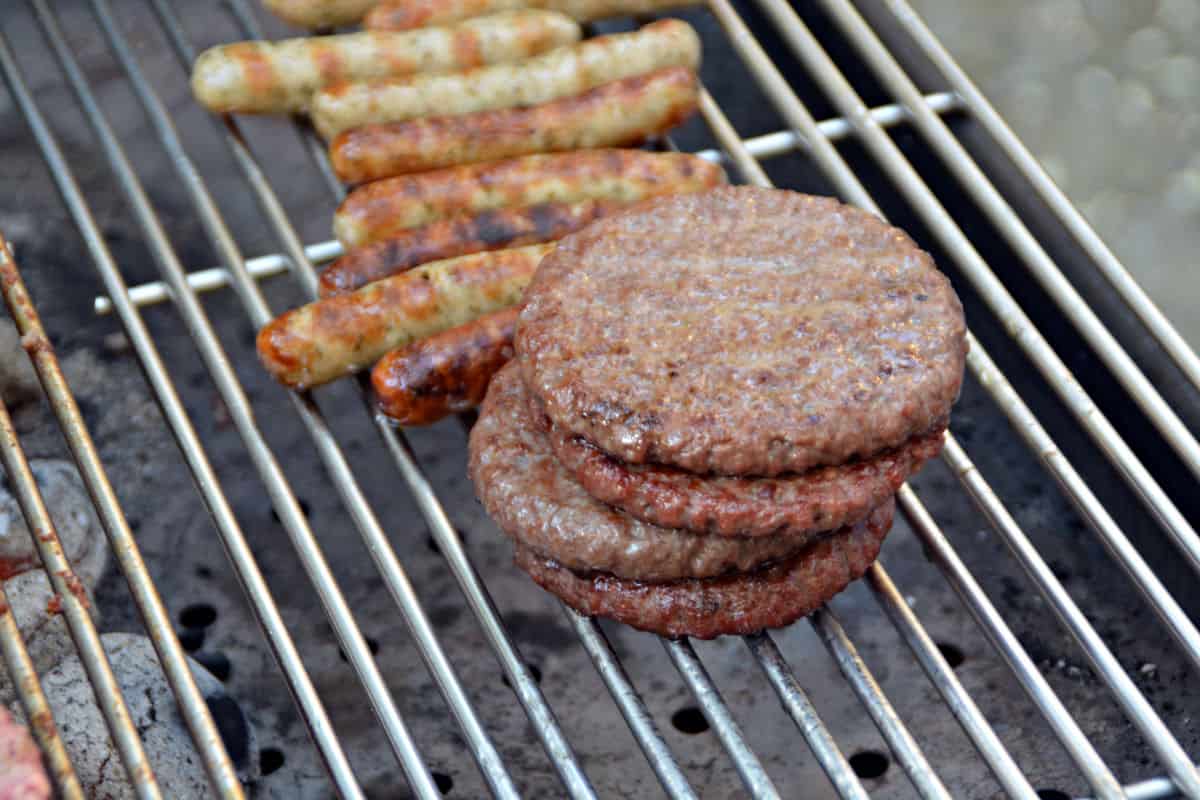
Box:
(0, 0), (1196, 798)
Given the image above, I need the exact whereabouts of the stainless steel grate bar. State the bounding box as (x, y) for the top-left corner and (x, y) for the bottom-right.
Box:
(0, 233), (243, 797)
(0, 376), (161, 799)
(87, 91), (959, 316)
(657, 101), (881, 800)
(214, 2), (695, 794)
(132, 1), (522, 795)
(687, 27), (1121, 797)
(940, 436), (1198, 796)
(751, 0), (1200, 585)
(373, 419), (599, 799)
(0, 577), (84, 800)
(565, 611), (699, 800)
(865, 563), (1038, 800)
(1, 11), (365, 798)
(812, 608), (952, 799)
(896, 485), (1126, 800)
(47, 0), (438, 793)
(962, 334), (1200, 666)
(880, 0), (1200, 397)
(172, 1), (605, 794)
(745, 633), (870, 800)
(691, 6), (1128, 796)
(744, 3), (1200, 792)
(2, 0), (1194, 795)
(664, 638), (783, 798)
(821, 0), (1200, 488)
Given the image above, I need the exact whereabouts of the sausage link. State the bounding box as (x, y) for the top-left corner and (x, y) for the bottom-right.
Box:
(372, 306), (518, 424)
(333, 149), (725, 247)
(191, 11), (580, 114)
(263, 0), (378, 29)
(257, 244), (551, 388)
(310, 18), (699, 138)
(321, 199), (625, 296)
(330, 67), (697, 181)
(366, 0), (695, 29)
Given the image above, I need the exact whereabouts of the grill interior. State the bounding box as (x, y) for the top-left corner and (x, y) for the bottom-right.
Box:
(1, 0), (1199, 798)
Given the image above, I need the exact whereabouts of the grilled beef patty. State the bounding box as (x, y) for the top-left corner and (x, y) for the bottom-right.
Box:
(469, 364), (824, 581)
(517, 187), (967, 476)
(546, 404), (943, 537)
(515, 497), (893, 639)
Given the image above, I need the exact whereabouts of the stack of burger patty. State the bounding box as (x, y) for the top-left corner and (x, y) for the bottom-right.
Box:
(469, 187), (968, 639)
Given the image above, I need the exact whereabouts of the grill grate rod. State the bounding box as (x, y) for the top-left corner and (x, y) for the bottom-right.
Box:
(664, 638), (784, 798)
(742, 2), (1200, 792)
(865, 564), (1039, 800)
(226, 3), (763, 796)
(812, 608), (953, 799)
(88, 91), (960, 316)
(142, 1), (527, 795)
(751, 0), (1200, 583)
(881, 0), (1200, 397)
(172, 0), (610, 793)
(688, 18), (1122, 798)
(0, 232), (244, 796)
(49, 0), (443, 794)
(0, 341), (160, 797)
(1, 14), (366, 799)
(744, 633), (871, 800)
(564, 610), (700, 800)
(896, 486), (1126, 800)
(821, 0), (1200, 488)
(658, 92), (925, 799)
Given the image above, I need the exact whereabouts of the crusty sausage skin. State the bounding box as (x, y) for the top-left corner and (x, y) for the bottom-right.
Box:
(262, 0), (380, 29)
(366, 0), (696, 29)
(310, 18), (700, 138)
(373, 306), (518, 424)
(257, 244), (551, 388)
(321, 199), (626, 296)
(330, 67), (698, 181)
(333, 149), (725, 248)
(190, 12), (581, 115)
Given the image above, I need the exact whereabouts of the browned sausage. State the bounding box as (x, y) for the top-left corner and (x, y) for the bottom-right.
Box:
(365, 0), (697, 29)
(263, 0), (378, 29)
(329, 67), (698, 182)
(190, 11), (581, 115)
(321, 199), (626, 296)
(333, 149), (726, 248)
(372, 306), (517, 424)
(257, 244), (551, 388)
(310, 18), (700, 138)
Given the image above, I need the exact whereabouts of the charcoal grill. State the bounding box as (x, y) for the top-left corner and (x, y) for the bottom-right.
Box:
(0, 0), (1198, 797)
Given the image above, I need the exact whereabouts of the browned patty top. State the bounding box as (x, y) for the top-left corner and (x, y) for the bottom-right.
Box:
(516, 498), (893, 639)
(517, 187), (967, 476)
(469, 364), (823, 581)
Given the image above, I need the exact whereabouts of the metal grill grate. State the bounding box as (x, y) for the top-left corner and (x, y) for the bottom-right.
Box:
(0, 0), (1197, 798)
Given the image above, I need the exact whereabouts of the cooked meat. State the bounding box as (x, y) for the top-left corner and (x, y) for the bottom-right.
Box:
(333, 149), (724, 248)
(373, 306), (518, 425)
(309, 19), (700, 138)
(328, 67), (698, 181)
(517, 187), (968, 476)
(549, 418), (943, 537)
(190, 11), (579, 114)
(468, 364), (824, 581)
(515, 497), (893, 639)
(322, 199), (627, 296)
